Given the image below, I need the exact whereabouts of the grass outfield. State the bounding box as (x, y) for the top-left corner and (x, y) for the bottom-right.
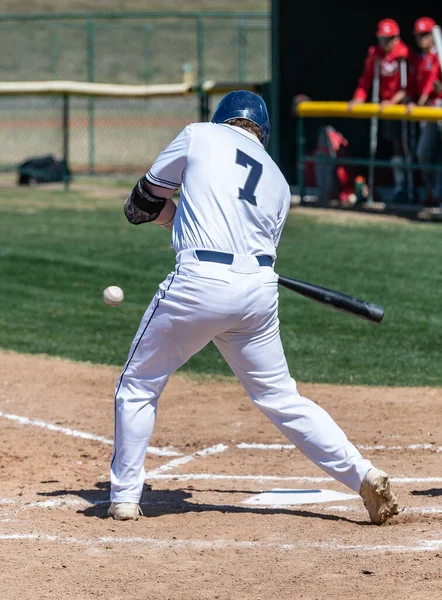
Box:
(0, 184), (441, 386)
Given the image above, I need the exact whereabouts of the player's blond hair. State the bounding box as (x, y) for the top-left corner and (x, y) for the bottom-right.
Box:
(226, 118), (264, 144)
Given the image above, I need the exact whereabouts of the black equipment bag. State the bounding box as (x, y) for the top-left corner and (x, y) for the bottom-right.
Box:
(17, 155), (71, 185)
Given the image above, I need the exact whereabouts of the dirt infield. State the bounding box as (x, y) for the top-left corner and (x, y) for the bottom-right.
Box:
(0, 350), (441, 600)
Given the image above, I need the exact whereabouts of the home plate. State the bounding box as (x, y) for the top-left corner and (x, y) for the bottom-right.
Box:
(242, 489), (359, 506)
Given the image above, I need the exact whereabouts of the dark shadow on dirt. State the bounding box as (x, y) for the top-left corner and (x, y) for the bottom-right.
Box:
(410, 488), (442, 497)
(37, 481), (372, 525)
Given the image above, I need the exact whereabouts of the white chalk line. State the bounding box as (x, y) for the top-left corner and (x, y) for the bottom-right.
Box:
(147, 473), (442, 484)
(358, 443), (442, 453)
(24, 498), (108, 509)
(237, 442), (442, 453)
(321, 505), (442, 515)
(2, 406), (439, 462)
(0, 497), (109, 519)
(146, 443), (229, 477)
(0, 532), (440, 553)
(0, 410), (181, 457)
(1, 405), (440, 487)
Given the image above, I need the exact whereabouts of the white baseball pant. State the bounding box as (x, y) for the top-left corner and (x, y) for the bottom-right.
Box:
(110, 250), (373, 502)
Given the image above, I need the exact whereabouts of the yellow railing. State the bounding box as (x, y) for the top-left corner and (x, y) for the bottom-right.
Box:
(296, 101), (442, 122)
(294, 101), (442, 207)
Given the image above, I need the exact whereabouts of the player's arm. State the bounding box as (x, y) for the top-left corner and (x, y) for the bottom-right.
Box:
(387, 89), (407, 105)
(405, 50), (418, 102)
(124, 125), (192, 230)
(273, 187), (291, 248)
(389, 51), (417, 105)
(123, 178), (177, 230)
(420, 58), (442, 105)
(352, 48), (375, 103)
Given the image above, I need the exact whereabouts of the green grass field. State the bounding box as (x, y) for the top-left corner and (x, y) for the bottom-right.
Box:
(0, 183), (441, 386)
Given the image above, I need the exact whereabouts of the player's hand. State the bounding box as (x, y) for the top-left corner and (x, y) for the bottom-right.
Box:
(291, 94), (311, 117)
(417, 93), (430, 107)
(347, 99), (363, 111)
(406, 102), (416, 114)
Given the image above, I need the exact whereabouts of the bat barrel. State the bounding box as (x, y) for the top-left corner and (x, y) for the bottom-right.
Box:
(362, 302), (384, 323)
(278, 276), (384, 324)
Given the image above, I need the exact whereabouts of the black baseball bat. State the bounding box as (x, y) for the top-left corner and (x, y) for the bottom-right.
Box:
(278, 276), (384, 324)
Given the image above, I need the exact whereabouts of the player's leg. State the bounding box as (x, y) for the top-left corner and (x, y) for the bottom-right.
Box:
(416, 121), (439, 205)
(388, 122), (407, 203)
(214, 320), (372, 493)
(213, 269), (399, 522)
(110, 268), (230, 509)
(435, 122), (442, 204)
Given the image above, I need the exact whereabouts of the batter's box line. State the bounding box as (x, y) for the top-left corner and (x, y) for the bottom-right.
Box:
(0, 497), (109, 519)
(0, 410), (181, 457)
(0, 533), (441, 553)
(145, 444), (228, 477)
(146, 473), (442, 484)
(236, 442), (442, 453)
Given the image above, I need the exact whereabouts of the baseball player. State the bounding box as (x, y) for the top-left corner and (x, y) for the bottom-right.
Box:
(409, 17), (442, 206)
(350, 18), (416, 202)
(108, 91), (399, 525)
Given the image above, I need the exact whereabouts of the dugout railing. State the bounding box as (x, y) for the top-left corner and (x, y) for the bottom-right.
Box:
(295, 101), (442, 209)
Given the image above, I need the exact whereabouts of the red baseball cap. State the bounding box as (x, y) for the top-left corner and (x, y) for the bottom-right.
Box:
(413, 17), (436, 35)
(376, 18), (400, 37)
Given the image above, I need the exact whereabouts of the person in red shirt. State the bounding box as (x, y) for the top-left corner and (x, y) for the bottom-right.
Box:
(352, 19), (414, 106)
(409, 17), (442, 206)
(351, 19), (416, 202)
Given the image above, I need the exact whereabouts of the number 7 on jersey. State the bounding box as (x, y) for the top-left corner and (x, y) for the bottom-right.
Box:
(236, 149), (263, 206)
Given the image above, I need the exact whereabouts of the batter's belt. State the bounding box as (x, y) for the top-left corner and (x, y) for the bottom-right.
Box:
(195, 250), (273, 267)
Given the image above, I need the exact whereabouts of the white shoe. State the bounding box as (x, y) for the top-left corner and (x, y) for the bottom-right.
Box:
(108, 502), (142, 521)
(359, 468), (400, 525)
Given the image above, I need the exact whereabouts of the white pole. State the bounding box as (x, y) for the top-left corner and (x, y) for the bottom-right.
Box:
(368, 59), (380, 204)
(432, 26), (442, 208)
(432, 25), (442, 65)
(400, 58), (413, 203)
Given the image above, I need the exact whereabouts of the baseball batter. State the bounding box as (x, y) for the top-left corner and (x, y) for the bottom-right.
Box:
(109, 91), (399, 525)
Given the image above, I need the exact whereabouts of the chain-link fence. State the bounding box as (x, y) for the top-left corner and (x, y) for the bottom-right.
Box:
(0, 93), (204, 174)
(0, 85), (239, 176)
(0, 11), (269, 176)
(0, 11), (270, 84)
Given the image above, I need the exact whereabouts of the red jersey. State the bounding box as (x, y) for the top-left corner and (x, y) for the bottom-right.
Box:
(413, 48), (442, 104)
(353, 41), (416, 102)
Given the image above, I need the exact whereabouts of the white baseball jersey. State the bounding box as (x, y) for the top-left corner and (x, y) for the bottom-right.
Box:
(145, 122), (291, 259)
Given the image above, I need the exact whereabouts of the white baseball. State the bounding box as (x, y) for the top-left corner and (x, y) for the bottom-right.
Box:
(103, 285), (124, 306)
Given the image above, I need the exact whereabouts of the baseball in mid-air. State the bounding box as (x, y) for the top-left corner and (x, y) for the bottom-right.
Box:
(103, 285), (124, 306)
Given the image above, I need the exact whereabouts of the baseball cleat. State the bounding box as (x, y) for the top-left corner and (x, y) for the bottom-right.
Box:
(359, 468), (400, 525)
(108, 502), (142, 521)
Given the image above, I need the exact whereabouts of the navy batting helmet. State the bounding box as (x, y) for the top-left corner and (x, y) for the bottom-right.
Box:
(211, 90), (270, 148)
